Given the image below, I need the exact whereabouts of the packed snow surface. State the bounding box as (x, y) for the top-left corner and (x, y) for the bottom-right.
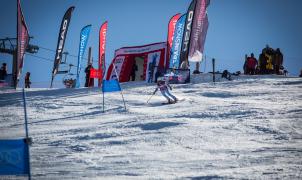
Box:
(1, 74), (302, 179)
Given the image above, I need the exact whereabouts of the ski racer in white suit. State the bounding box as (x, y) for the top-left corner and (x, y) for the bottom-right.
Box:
(153, 77), (177, 104)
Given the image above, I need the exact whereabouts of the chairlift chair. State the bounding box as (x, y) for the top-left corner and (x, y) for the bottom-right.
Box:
(62, 64), (76, 88)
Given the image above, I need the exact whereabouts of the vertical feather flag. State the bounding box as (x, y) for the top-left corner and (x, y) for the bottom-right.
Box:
(15, 0), (29, 88)
(169, 14), (187, 69)
(179, 0), (197, 69)
(165, 14), (180, 68)
(50, 6), (74, 88)
(188, 0), (210, 62)
(98, 21), (108, 87)
(76, 25), (92, 88)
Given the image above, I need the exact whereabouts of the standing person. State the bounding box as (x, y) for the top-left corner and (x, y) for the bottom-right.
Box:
(275, 48), (283, 75)
(258, 50), (267, 74)
(85, 63), (94, 87)
(246, 53), (258, 75)
(25, 72), (31, 88)
(265, 53), (274, 74)
(243, 54), (248, 74)
(130, 61), (138, 81)
(263, 45), (274, 74)
(153, 77), (177, 104)
(0, 63), (8, 81)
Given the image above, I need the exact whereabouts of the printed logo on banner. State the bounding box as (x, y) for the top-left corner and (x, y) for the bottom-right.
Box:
(146, 52), (161, 82)
(110, 56), (125, 80)
(183, 11), (194, 52)
(170, 14), (186, 69)
(0, 150), (22, 165)
(0, 139), (29, 175)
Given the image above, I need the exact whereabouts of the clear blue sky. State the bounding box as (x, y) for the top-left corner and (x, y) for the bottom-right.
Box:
(0, 0), (301, 88)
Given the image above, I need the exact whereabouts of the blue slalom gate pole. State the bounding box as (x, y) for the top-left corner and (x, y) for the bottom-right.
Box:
(23, 88), (29, 138)
(22, 88), (31, 180)
(112, 63), (126, 111)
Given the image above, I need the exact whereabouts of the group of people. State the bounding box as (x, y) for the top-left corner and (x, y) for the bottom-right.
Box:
(0, 63), (31, 88)
(63, 78), (75, 88)
(243, 45), (285, 75)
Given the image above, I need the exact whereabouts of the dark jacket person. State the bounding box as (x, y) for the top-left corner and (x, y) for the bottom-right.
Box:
(25, 72), (31, 88)
(0, 63), (7, 80)
(85, 64), (94, 87)
(130, 61), (138, 81)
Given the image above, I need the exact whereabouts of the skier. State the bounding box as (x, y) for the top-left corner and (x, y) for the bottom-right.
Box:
(153, 77), (177, 104)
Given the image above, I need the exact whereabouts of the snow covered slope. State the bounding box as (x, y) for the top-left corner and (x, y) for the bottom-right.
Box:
(1, 75), (302, 179)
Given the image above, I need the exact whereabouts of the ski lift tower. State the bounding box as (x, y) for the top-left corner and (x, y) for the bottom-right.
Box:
(0, 37), (39, 87)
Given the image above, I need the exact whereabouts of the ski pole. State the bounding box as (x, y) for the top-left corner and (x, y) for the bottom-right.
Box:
(147, 93), (155, 104)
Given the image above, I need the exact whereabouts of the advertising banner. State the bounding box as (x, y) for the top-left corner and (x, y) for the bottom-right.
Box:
(166, 13), (181, 68)
(50, 6), (74, 88)
(0, 139), (30, 175)
(98, 21), (108, 86)
(15, 0), (29, 88)
(76, 25), (92, 88)
(188, 0), (209, 62)
(169, 14), (187, 69)
(179, 0), (197, 68)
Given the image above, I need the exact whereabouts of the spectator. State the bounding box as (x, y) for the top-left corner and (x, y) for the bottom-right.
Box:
(0, 63), (8, 81)
(274, 48), (283, 75)
(258, 50), (268, 74)
(130, 61), (138, 81)
(263, 45), (274, 74)
(25, 72), (31, 88)
(84, 63), (94, 87)
(263, 44), (274, 55)
(243, 54), (248, 74)
(246, 53), (258, 75)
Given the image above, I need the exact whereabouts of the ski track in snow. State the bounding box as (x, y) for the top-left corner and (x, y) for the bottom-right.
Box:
(1, 75), (302, 179)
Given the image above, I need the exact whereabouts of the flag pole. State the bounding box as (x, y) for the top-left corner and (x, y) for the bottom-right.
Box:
(15, 0), (19, 89)
(102, 58), (106, 113)
(22, 88), (31, 180)
(112, 63), (126, 111)
(212, 58), (215, 83)
(50, 75), (54, 88)
(22, 88), (29, 138)
(102, 86), (105, 113)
